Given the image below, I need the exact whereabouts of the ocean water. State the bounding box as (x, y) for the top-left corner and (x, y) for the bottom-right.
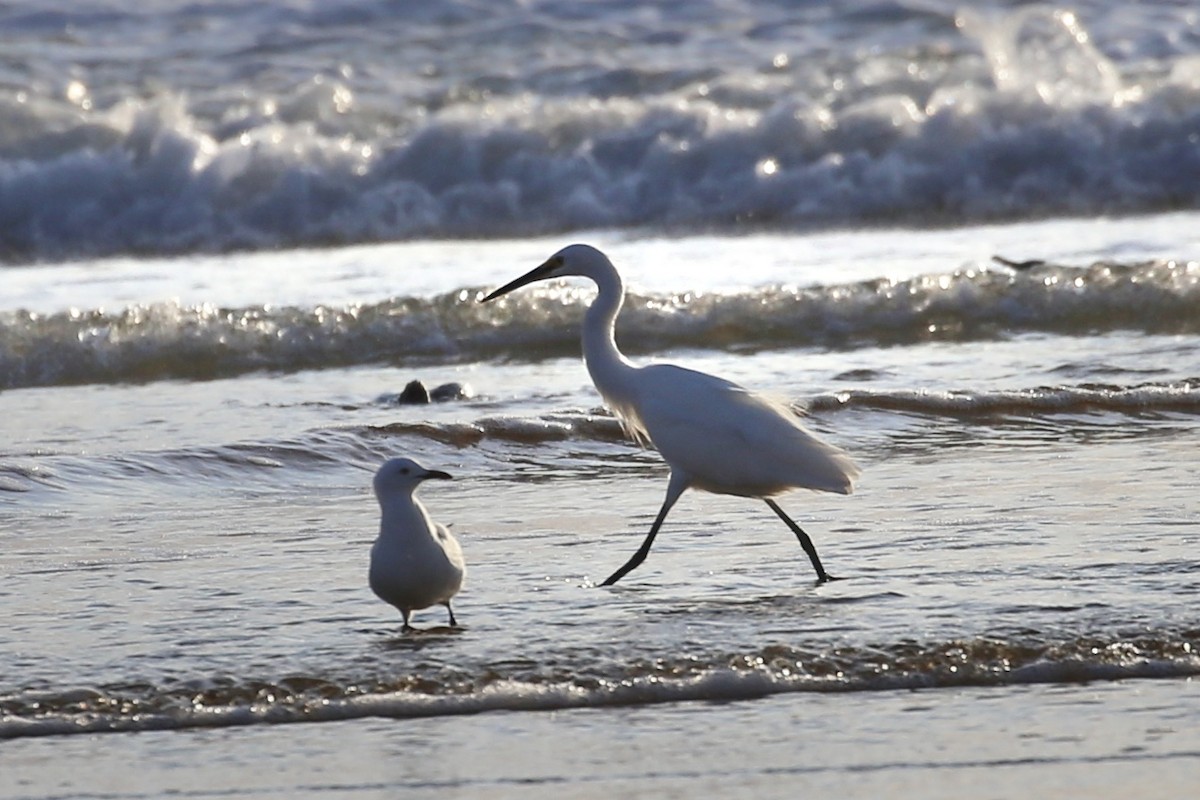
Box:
(3, 0), (1200, 262)
(3, 1), (1200, 797)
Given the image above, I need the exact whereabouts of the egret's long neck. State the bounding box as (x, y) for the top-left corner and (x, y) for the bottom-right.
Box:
(581, 265), (638, 403)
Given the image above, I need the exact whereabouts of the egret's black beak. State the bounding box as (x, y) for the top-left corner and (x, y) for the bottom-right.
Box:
(423, 469), (452, 481)
(480, 258), (558, 303)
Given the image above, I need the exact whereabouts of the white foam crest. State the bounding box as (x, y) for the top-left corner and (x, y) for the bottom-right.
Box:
(2, 4), (1199, 262)
(959, 7), (1124, 106)
(2, 259), (1197, 389)
(5, 653), (1198, 740)
(816, 381), (1200, 417)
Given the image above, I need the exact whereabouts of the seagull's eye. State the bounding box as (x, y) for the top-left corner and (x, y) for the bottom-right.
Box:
(399, 467), (410, 475)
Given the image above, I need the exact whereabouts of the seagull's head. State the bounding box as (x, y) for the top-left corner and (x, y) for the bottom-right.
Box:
(373, 457), (452, 498)
(480, 243), (613, 302)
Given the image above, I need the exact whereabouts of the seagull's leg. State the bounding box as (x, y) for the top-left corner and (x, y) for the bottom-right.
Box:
(601, 472), (688, 586)
(446, 602), (458, 627)
(401, 609), (414, 632)
(763, 499), (835, 583)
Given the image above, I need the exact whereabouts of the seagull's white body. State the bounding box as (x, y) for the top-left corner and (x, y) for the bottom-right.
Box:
(482, 244), (859, 585)
(369, 457), (465, 628)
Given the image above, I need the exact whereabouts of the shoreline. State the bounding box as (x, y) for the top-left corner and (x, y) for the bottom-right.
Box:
(4, 678), (1197, 799)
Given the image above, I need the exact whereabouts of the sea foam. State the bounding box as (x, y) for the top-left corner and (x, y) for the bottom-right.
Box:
(3, 628), (1196, 739)
(1, 2), (1198, 262)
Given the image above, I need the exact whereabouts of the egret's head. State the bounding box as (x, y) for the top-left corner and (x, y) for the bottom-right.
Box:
(373, 457), (451, 498)
(480, 243), (612, 302)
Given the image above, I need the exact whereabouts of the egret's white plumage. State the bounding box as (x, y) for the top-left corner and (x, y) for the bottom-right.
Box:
(482, 243), (859, 585)
(369, 457), (465, 628)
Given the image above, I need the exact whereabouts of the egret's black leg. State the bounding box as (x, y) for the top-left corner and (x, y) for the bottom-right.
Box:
(600, 501), (670, 586)
(764, 499), (835, 583)
(446, 602), (458, 627)
(601, 473), (687, 586)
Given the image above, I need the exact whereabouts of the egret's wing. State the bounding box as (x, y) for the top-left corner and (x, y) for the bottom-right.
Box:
(634, 364), (859, 496)
(598, 388), (653, 446)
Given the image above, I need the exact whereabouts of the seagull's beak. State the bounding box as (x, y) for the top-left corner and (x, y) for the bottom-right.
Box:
(480, 258), (558, 303)
(422, 469), (452, 481)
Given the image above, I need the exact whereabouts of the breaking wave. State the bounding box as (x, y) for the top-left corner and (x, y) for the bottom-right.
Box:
(2, 1), (1199, 262)
(812, 380), (1200, 417)
(3, 259), (1196, 390)
(3, 627), (1196, 739)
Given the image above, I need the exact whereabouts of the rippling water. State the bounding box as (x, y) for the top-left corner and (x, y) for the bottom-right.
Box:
(2, 1), (1199, 795)
(3, 228), (1198, 750)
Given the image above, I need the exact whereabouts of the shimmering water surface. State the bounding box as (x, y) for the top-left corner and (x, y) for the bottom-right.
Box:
(3, 229), (1198, 742)
(2, 0), (1199, 796)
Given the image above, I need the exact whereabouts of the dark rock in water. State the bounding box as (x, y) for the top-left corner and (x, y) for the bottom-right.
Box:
(392, 380), (472, 405)
(430, 382), (470, 402)
(397, 380), (431, 404)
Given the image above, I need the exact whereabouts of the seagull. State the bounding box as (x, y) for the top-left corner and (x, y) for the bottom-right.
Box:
(369, 457), (465, 629)
(482, 244), (859, 586)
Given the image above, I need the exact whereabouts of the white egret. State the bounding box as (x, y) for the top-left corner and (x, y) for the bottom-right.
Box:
(369, 457), (466, 628)
(482, 244), (859, 586)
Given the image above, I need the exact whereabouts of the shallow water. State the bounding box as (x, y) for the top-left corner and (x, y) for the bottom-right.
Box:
(2, 0), (1200, 790)
(3, 226), (1198, 750)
